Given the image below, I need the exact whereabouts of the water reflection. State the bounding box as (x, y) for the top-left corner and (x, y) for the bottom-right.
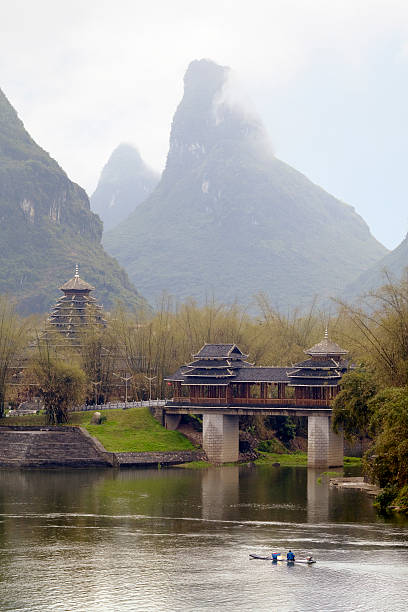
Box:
(0, 466), (407, 611)
(307, 468), (331, 523)
(202, 466), (239, 520)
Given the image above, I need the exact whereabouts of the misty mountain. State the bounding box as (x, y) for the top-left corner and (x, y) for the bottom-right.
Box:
(344, 232), (408, 298)
(0, 87), (147, 314)
(91, 144), (159, 231)
(103, 59), (387, 309)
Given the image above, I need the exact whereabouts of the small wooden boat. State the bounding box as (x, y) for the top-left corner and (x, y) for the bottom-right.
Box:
(249, 554), (316, 564)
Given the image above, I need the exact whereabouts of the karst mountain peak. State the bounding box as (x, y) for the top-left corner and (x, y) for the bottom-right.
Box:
(0, 86), (147, 313)
(91, 143), (159, 232)
(110, 59), (386, 309)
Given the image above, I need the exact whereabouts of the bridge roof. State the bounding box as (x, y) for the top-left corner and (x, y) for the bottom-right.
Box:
(188, 358), (253, 369)
(167, 339), (349, 387)
(166, 366), (291, 385)
(305, 330), (348, 357)
(288, 368), (341, 379)
(293, 357), (348, 369)
(193, 344), (248, 359)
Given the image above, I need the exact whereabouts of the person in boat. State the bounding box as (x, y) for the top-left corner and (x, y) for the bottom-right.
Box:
(272, 553), (279, 562)
(306, 555), (313, 562)
(286, 550), (295, 562)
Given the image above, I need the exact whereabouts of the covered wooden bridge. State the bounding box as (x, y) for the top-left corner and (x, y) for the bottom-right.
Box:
(164, 333), (348, 467)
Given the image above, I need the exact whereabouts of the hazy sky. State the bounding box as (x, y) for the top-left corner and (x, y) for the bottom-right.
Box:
(1, 0), (408, 249)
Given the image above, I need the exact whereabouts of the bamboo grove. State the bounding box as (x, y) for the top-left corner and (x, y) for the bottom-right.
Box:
(1, 275), (408, 511)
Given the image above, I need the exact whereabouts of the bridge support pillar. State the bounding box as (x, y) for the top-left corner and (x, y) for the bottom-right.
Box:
(203, 414), (239, 463)
(308, 416), (343, 468)
(165, 414), (181, 430)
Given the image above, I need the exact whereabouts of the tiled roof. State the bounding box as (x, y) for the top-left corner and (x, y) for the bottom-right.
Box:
(233, 367), (290, 383)
(193, 344), (248, 359)
(166, 366), (291, 385)
(166, 366), (189, 381)
(306, 334), (348, 357)
(60, 275), (95, 292)
(181, 377), (231, 386)
(293, 357), (348, 369)
(189, 358), (253, 369)
(185, 368), (234, 378)
(288, 368), (341, 379)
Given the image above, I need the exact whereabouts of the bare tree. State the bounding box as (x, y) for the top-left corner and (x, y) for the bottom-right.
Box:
(0, 297), (28, 416)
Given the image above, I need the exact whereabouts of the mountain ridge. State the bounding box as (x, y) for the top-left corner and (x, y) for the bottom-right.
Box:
(91, 143), (159, 231)
(0, 87), (147, 314)
(344, 231), (408, 299)
(104, 59), (387, 310)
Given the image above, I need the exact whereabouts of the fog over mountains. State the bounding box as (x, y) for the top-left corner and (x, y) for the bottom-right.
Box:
(0, 88), (147, 314)
(345, 232), (408, 299)
(91, 144), (159, 231)
(104, 59), (387, 310)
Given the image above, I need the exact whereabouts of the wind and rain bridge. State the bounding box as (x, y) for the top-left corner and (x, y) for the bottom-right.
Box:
(164, 333), (347, 467)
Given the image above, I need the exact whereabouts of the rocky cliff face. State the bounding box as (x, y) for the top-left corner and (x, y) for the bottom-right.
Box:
(91, 144), (159, 231)
(0, 88), (147, 314)
(104, 59), (387, 310)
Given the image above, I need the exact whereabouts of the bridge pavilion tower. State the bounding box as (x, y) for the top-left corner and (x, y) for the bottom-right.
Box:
(289, 329), (348, 468)
(288, 328), (349, 401)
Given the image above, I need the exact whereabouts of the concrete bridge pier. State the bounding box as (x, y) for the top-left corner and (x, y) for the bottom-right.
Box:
(164, 414), (182, 430)
(307, 415), (343, 468)
(202, 414), (239, 463)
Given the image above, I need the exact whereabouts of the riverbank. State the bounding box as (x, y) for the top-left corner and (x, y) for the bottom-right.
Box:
(254, 452), (361, 467)
(0, 407), (195, 453)
(174, 454), (362, 468)
(0, 410), (362, 469)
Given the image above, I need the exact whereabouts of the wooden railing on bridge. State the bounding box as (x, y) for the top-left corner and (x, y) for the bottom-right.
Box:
(169, 397), (332, 408)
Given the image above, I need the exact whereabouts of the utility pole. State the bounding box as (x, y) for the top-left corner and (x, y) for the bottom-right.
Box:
(113, 373), (133, 409)
(144, 375), (157, 404)
(91, 380), (102, 407)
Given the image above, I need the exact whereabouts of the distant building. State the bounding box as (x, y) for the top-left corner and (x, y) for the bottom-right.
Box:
(45, 265), (106, 345)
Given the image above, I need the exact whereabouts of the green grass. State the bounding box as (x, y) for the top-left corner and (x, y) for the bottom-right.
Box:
(0, 415), (366, 464)
(255, 452), (363, 467)
(344, 456), (362, 465)
(173, 461), (210, 469)
(0, 408), (194, 453)
(70, 407), (194, 452)
(255, 452), (308, 466)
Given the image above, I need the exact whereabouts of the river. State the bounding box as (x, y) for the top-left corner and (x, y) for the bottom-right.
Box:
(0, 465), (407, 611)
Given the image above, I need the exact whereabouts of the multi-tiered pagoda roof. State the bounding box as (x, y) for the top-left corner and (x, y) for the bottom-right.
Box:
(45, 265), (106, 343)
(287, 329), (349, 388)
(166, 333), (349, 389)
(167, 343), (290, 386)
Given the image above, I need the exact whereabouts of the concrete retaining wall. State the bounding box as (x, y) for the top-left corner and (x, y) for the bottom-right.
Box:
(114, 450), (206, 467)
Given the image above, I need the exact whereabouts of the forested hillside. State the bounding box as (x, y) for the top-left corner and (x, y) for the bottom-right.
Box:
(0, 88), (147, 314)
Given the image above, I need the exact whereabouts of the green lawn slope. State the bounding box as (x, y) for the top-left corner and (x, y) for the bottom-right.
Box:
(0, 407), (194, 453)
(73, 407), (194, 452)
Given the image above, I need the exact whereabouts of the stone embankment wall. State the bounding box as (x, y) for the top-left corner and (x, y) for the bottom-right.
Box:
(115, 450), (206, 467)
(0, 426), (112, 468)
(0, 426), (205, 469)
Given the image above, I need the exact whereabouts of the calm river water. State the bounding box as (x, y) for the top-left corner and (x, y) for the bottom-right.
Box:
(0, 465), (407, 611)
